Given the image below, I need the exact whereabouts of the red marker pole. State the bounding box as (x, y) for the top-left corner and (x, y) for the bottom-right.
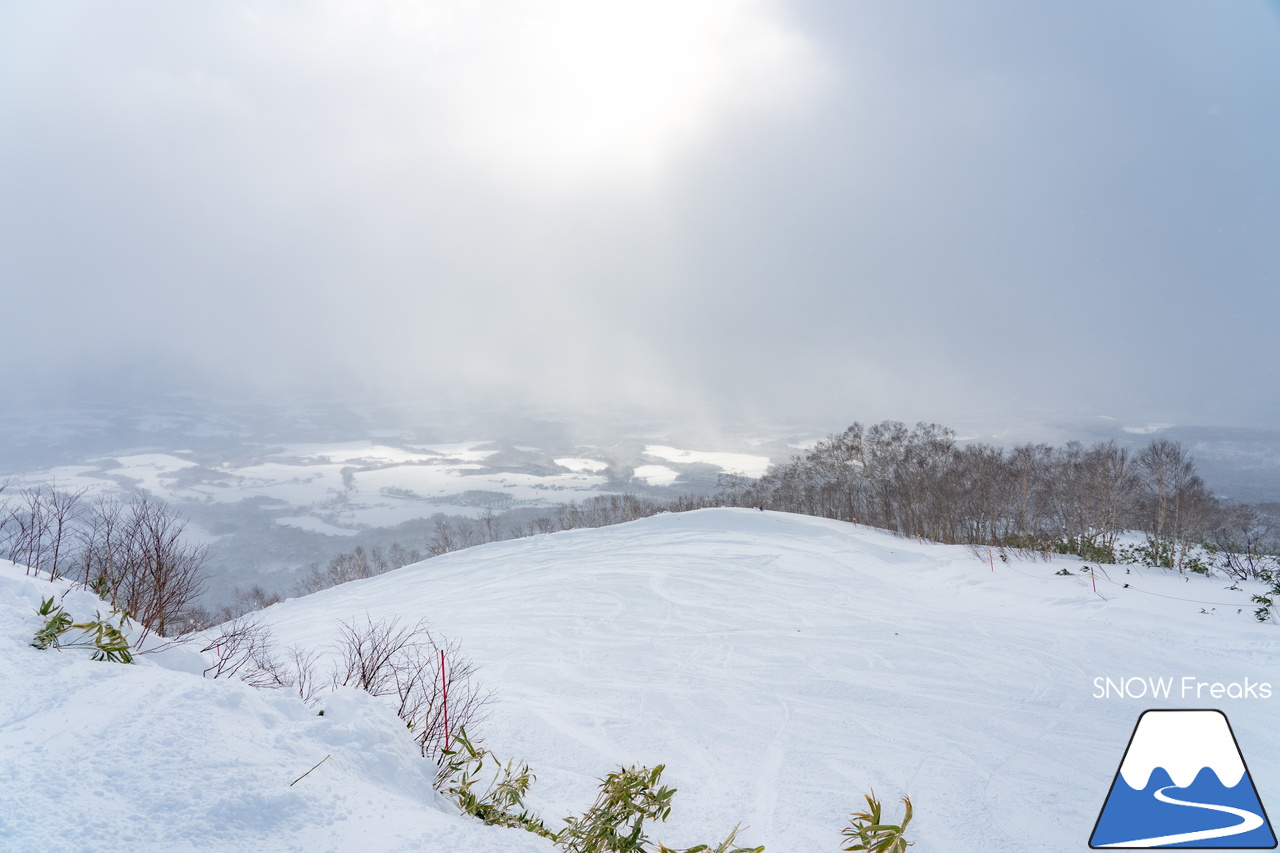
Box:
(440, 648), (449, 752)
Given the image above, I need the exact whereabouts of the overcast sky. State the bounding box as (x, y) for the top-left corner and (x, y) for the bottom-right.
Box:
(3, 1), (1279, 434)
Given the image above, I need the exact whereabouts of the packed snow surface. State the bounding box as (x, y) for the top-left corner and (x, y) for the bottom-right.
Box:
(5, 508), (1280, 852)
(0, 566), (553, 853)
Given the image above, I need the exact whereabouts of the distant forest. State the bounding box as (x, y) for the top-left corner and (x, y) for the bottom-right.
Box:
(334, 420), (1280, 587)
(714, 421), (1279, 577)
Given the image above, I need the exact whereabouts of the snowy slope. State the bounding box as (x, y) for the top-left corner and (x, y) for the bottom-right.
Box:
(0, 563), (556, 853)
(249, 508), (1280, 852)
(6, 508), (1280, 852)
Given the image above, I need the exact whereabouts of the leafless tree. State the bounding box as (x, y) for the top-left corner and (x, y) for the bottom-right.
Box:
(76, 493), (207, 640)
(295, 545), (393, 595)
(201, 615), (291, 688)
(1207, 502), (1280, 581)
(1043, 441), (1139, 553)
(455, 518), (478, 548)
(944, 443), (1006, 544)
(1003, 443), (1055, 541)
(130, 495), (207, 638)
(237, 583), (284, 612)
(331, 615), (490, 762)
(556, 500), (585, 531)
(46, 486), (88, 580)
(430, 516), (459, 556)
(209, 584), (286, 622)
(0, 480), (15, 547)
(387, 541), (423, 568)
(285, 645), (325, 704)
(3, 485), (48, 574)
(714, 420), (1234, 563)
(201, 615), (324, 703)
(478, 507), (503, 543)
(1135, 439), (1213, 570)
(77, 495), (126, 589)
(3, 484), (88, 579)
(293, 561), (326, 595)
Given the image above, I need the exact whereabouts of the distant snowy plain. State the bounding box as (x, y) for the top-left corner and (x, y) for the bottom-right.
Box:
(5, 509), (1280, 852)
(22, 439), (772, 535)
(4, 429), (777, 601)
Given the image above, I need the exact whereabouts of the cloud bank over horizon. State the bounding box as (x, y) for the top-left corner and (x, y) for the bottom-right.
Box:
(4, 1), (1279, 432)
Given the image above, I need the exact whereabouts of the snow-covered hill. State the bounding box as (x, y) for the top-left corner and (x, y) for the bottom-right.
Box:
(5, 508), (1280, 852)
(0, 561), (555, 853)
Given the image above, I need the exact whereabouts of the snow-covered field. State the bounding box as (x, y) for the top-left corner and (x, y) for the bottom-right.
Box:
(13, 440), (772, 536)
(1, 422), (779, 600)
(4, 508), (1280, 852)
(0, 563), (554, 853)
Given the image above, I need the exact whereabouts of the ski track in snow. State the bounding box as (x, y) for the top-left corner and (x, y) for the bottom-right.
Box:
(249, 510), (1280, 852)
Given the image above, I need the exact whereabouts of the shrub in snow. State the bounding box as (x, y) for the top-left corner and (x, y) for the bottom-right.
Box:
(437, 727), (555, 839)
(435, 730), (763, 853)
(201, 614), (321, 698)
(1251, 571), (1280, 623)
(30, 595), (133, 663)
(330, 615), (490, 763)
(840, 791), (913, 853)
(556, 764), (762, 853)
(557, 764), (676, 853)
(0, 486), (210, 640)
(200, 613), (489, 763)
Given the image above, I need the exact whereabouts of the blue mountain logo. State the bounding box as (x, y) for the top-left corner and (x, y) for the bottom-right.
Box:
(1091, 709), (1276, 848)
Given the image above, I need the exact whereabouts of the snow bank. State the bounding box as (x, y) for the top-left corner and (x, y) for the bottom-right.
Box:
(0, 561), (555, 853)
(7, 509), (1280, 852)
(254, 509), (1280, 852)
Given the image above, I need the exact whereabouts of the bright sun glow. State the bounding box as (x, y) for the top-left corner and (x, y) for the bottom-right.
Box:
(377, 0), (822, 190)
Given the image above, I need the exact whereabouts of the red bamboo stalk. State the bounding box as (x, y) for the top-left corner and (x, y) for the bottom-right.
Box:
(440, 648), (449, 752)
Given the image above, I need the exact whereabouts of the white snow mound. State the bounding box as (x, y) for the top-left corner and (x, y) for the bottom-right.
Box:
(0, 561), (554, 853)
(5, 508), (1280, 853)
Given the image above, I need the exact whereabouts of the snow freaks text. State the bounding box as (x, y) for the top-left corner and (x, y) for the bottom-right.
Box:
(1093, 677), (1273, 700)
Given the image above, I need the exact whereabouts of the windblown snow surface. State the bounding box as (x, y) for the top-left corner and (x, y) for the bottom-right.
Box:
(5, 508), (1280, 852)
